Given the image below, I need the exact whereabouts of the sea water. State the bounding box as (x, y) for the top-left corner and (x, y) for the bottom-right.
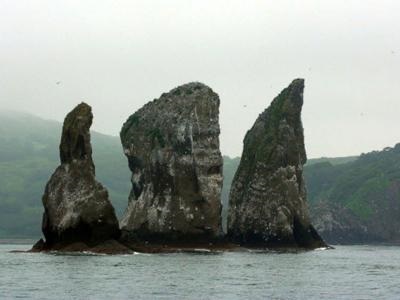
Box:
(0, 244), (399, 299)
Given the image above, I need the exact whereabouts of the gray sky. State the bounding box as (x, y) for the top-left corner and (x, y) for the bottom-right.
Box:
(1, 0), (400, 158)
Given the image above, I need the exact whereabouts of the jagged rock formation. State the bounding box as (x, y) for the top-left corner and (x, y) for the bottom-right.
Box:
(227, 79), (327, 248)
(39, 103), (120, 248)
(120, 82), (223, 242)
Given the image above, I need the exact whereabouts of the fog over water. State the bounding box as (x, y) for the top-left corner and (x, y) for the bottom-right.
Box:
(1, 1), (399, 158)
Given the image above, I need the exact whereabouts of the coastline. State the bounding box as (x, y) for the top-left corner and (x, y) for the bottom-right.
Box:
(4, 238), (333, 255)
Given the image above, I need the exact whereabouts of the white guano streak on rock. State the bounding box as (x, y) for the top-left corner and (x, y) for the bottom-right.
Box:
(193, 106), (201, 134)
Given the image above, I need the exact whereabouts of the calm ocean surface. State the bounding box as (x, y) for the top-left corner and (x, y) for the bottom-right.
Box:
(0, 244), (399, 299)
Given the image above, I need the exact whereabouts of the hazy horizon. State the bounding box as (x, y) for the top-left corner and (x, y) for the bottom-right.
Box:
(1, 1), (399, 158)
(0, 107), (389, 160)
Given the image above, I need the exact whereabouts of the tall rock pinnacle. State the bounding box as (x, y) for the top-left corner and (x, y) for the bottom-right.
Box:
(120, 82), (223, 242)
(227, 79), (327, 248)
(41, 102), (120, 247)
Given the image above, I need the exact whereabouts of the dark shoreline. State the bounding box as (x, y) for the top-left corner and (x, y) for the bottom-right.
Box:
(4, 238), (334, 255)
(5, 238), (400, 255)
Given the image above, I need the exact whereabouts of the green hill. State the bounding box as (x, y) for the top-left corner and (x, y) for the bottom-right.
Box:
(0, 111), (130, 238)
(306, 156), (358, 166)
(305, 145), (400, 243)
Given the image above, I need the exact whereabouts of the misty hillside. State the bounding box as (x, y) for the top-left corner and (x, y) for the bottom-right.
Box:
(305, 145), (400, 243)
(0, 111), (131, 237)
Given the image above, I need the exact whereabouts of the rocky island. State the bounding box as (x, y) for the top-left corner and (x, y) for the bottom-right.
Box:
(119, 82), (224, 245)
(30, 81), (329, 254)
(31, 103), (129, 254)
(227, 79), (327, 249)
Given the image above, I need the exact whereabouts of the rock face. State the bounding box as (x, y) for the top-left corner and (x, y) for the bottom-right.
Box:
(227, 79), (327, 248)
(120, 82), (223, 241)
(41, 103), (120, 246)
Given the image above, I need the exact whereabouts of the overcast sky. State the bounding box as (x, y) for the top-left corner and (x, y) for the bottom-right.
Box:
(1, 0), (399, 158)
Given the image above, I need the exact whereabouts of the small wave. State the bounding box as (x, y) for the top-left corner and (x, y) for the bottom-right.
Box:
(314, 247), (330, 251)
(48, 250), (104, 256)
(193, 248), (211, 252)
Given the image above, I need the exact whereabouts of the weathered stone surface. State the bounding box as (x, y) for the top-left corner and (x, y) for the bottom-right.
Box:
(41, 103), (120, 247)
(120, 82), (223, 241)
(227, 79), (327, 248)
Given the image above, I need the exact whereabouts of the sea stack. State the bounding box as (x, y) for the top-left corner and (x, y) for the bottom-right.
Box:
(227, 79), (327, 248)
(37, 103), (120, 250)
(120, 82), (223, 242)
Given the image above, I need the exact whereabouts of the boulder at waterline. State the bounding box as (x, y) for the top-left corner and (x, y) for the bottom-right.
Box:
(120, 82), (223, 242)
(227, 79), (327, 249)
